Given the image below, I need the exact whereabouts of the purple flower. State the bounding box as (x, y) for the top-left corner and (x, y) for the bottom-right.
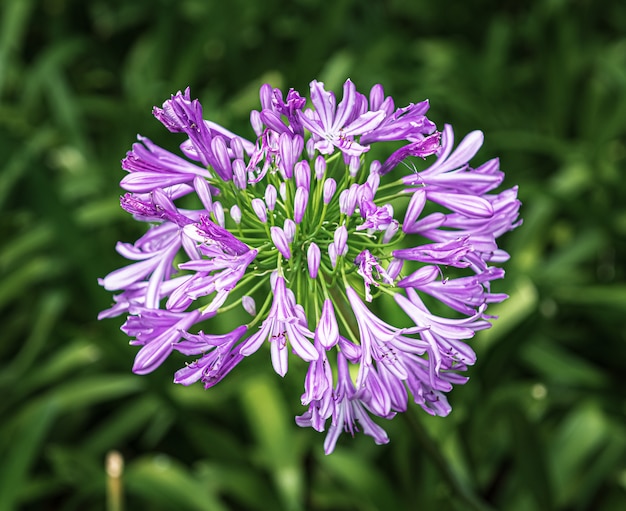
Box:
(167, 246), (257, 313)
(239, 275), (318, 376)
(315, 299), (340, 349)
(123, 308), (204, 375)
(296, 339), (335, 432)
(251, 198), (268, 223)
(278, 133), (304, 178)
(258, 85), (307, 137)
(393, 236), (473, 268)
(298, 80), (386, 156)
(307, 242), (321, 278)
(100, 219), (192, 310)
(265, 184), (277, 210)
(100, 80), (520, 453)
(185, 215), (250, 256)
(323, 178), (336, 203)
(153, 88), (240, 181)
(293, 187), (308, 224)
(173, 325), (248, 388)
(354, 250), (394, 302)
(380, 132), (441, 175)
(403, 125), (503, 194)
(121, 136), (212, 193)
(270, 226), (291, 259)
(323, 352), (390, 454)
(333, 225), (348, 256)
(357, 184), (396, 232)
(360, 97), (436, 144)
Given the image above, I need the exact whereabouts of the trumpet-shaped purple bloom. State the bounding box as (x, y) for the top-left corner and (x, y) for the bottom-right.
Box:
(99, 79), (520, 453)
(173, 325), (248, 388)
(323, 352), (390, 454)
(239, 275), (318, 376)
(123, 308), (204, 375)
(298, 80), (386, 156)
(121, 136), (212, 193)
(315, 299), (340, 349)
(296, 339), (335, 432)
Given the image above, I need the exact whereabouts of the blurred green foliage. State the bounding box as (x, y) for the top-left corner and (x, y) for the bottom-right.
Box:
(1, 0), (625, 509)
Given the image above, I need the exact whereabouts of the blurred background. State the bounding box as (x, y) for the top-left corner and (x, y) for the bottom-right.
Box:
(1, 0), (625, 509)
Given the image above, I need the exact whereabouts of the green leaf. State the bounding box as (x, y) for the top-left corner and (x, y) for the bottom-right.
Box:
(0, 0), (34, 96)
(0, 257), (64, 311)
(0, 223), (53, 272)
(31, 375), (145, 413)
(476, 276), (538, 351)
(125, 456), (228, 511)
(240, 374), (305, 511)
(195, 461), (282, 511)
(520, 337), (609, 388)
(553, 285), (626, 310)
(317, 450), (401, 511)
(0, 128), (57, 210)
(573, 434), (626, 511)
(0, 291), (68, 391)
(0, 399), (57, 511)
(541, 229), (607, 281)
(550, 402), (611, 507)
(81, 397), (162, 454)
(506, 404), (554, 511)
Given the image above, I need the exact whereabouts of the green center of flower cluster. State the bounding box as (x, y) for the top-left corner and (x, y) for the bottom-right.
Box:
(207, 151), (404, 331)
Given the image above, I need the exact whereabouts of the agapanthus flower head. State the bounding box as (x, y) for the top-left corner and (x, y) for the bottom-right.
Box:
(100, 79), (521, 454)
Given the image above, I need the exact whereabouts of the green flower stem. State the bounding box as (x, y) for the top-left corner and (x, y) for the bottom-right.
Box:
(246, 284), (274, 330)
(311, 202), (329, 235)
(377, 285), (400, 299)
(309, 276), (322, 328)
(105, 451), (124, 511)
(216, 274), (270, 314)
(374, 190), (411, 204)
(375, 178), (405, 192)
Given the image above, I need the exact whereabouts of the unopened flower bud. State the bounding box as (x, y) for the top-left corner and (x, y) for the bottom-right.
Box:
(212, 201), (225, 227)
(270, 226), (291, 259)
(307, 242), (321, 279)
(294, 187), (308, 224)
(323, 178), (336, 204)
(265, 184), (277, 211)
(251, 198), (267, 223)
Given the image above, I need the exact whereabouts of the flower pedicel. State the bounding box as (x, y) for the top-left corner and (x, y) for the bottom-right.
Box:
(99, 79), (521, 454)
